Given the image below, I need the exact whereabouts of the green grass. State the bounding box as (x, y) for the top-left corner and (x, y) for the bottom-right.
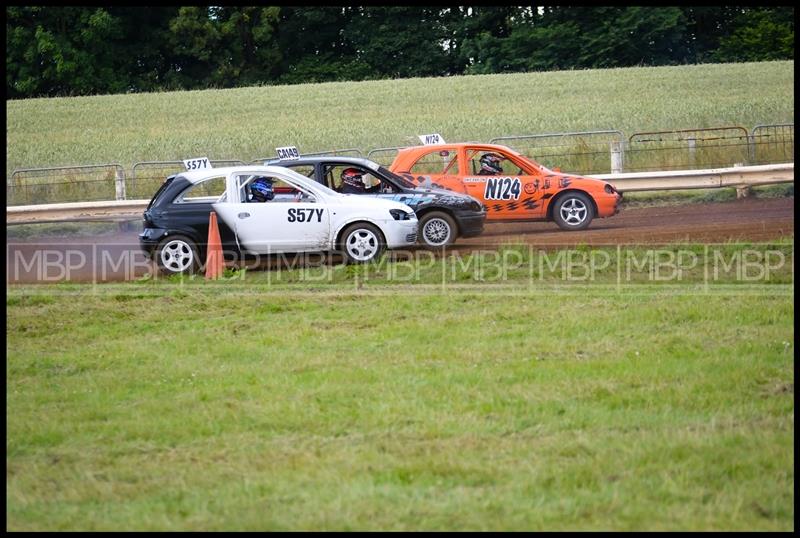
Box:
(6, 243), (795, 530)
(6, 61), (793, 180)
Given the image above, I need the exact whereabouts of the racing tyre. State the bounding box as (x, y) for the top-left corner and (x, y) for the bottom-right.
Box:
(419, 211), (458, 248)
(553, 192), (594, 231)
(155, 234), (201, 275)
(341, 222), (386, 264)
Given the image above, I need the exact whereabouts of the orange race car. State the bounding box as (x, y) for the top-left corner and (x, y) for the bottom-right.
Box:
(388, 143), (622, 230)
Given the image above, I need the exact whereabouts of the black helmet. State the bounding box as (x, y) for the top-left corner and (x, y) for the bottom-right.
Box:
(250, 176), (275, 202)
(479, 153), (504, 174)
(341, 168), (366, 190)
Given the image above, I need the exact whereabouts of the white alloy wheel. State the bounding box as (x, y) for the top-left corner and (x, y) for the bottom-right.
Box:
(559, 197), (588, 226)
(341, 223), (386, 263)
(157, 236), (198, 274)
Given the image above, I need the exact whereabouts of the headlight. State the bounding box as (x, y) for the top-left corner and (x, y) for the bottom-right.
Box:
(390, 209), (415, 221)
(604, 183), (617, 194)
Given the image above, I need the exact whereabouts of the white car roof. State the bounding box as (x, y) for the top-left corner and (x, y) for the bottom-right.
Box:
(179, 165), (305, 184)
(175, 164), (414, 213)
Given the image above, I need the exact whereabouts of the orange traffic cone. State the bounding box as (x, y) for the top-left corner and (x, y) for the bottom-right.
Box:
(205, 211), (225, 280)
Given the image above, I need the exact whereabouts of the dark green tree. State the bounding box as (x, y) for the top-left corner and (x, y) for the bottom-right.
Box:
(5, 6), (796, 98)
(680, 6), (740, 63)
(712, 7), (794, 62)
(7, 6), (128, 97)
(274, 7), (368, 84)
(451, 6), (521, 74)
(582, 7), (688, 67)
(345, 7), (453, 79)
(214, 6), (282, 85)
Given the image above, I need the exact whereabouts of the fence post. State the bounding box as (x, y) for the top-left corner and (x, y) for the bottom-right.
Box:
(610, 141), (623, 173)
(747, 132), (756, 164)
(115, 168), (126, 201)
(687, 137), (696, 168)
(732, 163), (752, 199)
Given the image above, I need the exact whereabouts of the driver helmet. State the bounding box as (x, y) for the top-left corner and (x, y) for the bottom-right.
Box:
(341, 168), (366, 190)
(250, 176), (275, 202)
(479, 153), (504, 174)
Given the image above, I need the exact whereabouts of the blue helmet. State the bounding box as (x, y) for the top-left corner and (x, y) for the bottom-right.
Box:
(250, 176), (274, 202)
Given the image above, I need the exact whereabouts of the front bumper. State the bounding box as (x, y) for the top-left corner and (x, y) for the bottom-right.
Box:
(455, 210), (487, 238)
(382, 220), (419, 249)
(596, 193), (623, 218)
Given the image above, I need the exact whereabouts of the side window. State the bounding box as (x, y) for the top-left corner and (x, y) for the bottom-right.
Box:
(285, 165), (316, 180)
(236, 174), (317, 203)
(325, 165), (395, 193)
(468, 150), (526, 176)
(174, 175), (226, 203)
(409, 150), (459, 175)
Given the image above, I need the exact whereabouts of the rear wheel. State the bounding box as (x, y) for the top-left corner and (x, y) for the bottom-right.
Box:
(155, 234), (200, 274)
(553, 192), (594, 231)
(340, 222), (386, 264)
(419, 211), (457, 247)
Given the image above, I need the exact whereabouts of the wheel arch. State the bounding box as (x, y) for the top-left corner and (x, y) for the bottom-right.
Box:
(334, 219), (387, 250)
(158, 228), (206, 256)
(546, 189), (598, 221)
(416, 205), (460, 229)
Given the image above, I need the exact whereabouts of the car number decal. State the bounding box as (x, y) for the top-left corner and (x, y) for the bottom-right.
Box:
(276, 146), (300, 160)
(183, 157), (211, 170)
(287, 208), (324, 223)
(484, 177), (521, 200)
(418, 133), (445, 145)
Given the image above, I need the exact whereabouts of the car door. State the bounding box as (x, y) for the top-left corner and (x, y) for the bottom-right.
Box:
(213, 173), (331, 254)
(461, 147), (547, 221)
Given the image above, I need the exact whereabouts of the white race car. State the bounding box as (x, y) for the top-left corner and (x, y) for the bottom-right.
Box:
(139, 165), (418, 272)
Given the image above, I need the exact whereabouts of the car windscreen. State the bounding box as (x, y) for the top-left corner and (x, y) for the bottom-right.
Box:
(378, 166), (417, 188)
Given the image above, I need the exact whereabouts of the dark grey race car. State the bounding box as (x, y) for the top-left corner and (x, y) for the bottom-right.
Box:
(266, 156), (487, 247)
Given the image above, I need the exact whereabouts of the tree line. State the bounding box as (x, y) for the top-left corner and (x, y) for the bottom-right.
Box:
(6, 6), (794, 99)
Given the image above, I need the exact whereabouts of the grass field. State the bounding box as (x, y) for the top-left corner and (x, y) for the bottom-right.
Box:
(6, 243), (795, 531)
(6, 61), (794, 178)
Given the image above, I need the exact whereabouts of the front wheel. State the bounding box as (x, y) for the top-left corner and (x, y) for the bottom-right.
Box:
(418, 211), (458, 247)
(155, 234), (200, 274)
(553, 192), (594, 231)
(340, 222), (386, 264)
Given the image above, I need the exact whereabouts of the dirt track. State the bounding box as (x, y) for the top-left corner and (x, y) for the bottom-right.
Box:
(6, 197), (794, 283)
(463, 197), (795, 246)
